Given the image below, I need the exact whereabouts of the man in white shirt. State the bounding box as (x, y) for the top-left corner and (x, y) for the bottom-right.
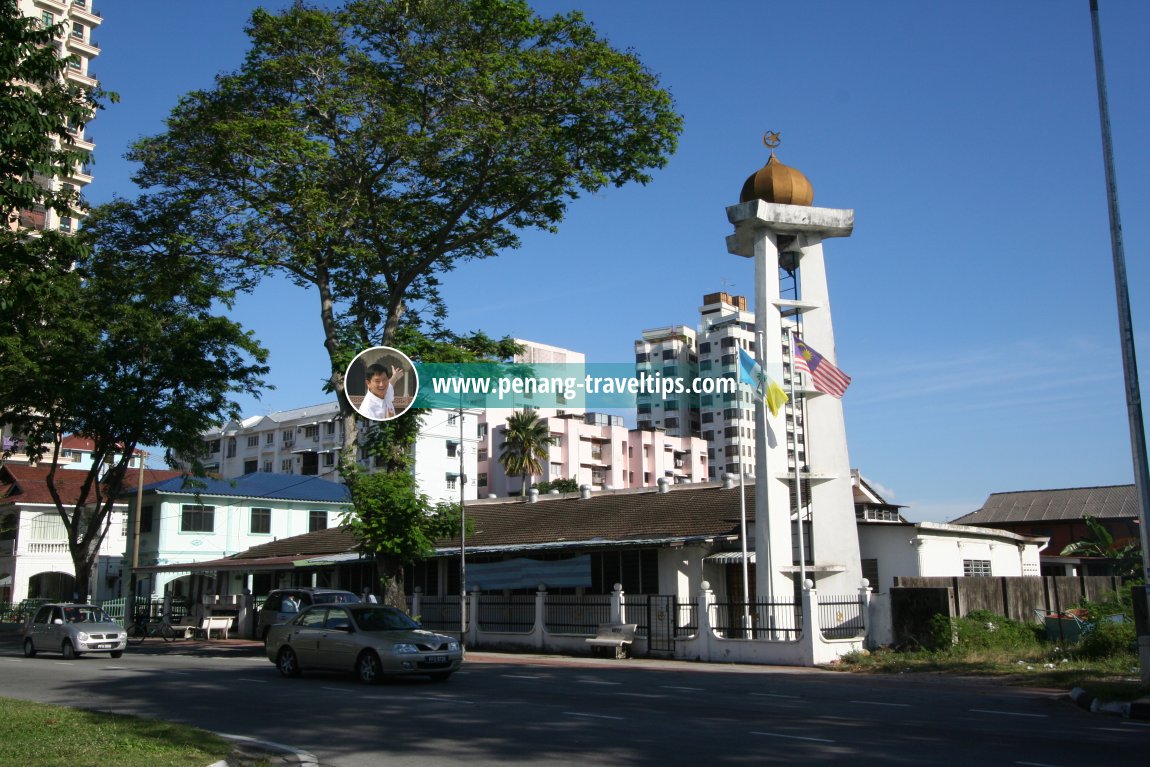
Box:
(360, 363), (404, 420)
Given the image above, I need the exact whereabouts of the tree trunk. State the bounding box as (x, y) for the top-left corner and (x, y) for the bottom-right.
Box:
(375, 554), (407, 611)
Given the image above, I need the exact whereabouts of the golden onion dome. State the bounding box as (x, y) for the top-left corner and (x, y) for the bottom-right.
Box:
(739, 131), (814, 207)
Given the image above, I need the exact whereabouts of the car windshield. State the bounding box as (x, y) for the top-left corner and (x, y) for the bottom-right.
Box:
(313, 592), (360, 604)
(353, 606), (420, 631)
(63, 607), (110, 623)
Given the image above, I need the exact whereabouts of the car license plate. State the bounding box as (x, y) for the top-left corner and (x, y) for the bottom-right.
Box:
(95, 643), (115, 649)
(426, 655), (447, 664)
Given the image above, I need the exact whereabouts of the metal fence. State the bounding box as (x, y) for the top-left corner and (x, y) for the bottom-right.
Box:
(818, 594), (865, 639)
(544, 595), (611, 634)
(413, 595), (462, 632)
(477, 595), (536, 633)
(711, 599), (803, 640)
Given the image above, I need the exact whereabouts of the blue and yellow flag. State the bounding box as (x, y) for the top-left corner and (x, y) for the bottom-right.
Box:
(737, 348), (788, 416)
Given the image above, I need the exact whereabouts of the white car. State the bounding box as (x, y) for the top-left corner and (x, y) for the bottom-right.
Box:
(23, 604), (127, 659)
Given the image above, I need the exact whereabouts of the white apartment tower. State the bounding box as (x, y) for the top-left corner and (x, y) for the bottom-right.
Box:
(16, 0), (102, 233)
(634, 325), (699, 438)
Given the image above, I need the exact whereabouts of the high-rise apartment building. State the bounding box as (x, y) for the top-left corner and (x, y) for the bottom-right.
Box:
(15, 0), (102, 233)
(635, 292), (806, 482)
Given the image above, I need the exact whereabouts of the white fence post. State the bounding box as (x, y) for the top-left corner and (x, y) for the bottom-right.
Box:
(411, 586), (422, 619)
(611, 583), (624, 624)
(535, 585), (548, 650)
(467, 587), (480, 646)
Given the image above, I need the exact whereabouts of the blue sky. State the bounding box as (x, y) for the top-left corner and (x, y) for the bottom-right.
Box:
(85, 1), (1149, 522)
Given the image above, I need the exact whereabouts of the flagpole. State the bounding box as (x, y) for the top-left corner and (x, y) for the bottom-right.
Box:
(737, 383), (752, 635)
(788, 328), (808, 585)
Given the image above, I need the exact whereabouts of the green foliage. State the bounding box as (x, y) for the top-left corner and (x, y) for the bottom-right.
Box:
(1075, 617), (1137, 660)
(498, 409), (555, 495)
(0, 0), (111, 220)
(536, 477), (580, 494)
(344, 468), (458, 564)
(1060, 515), (1143, 578)
(113, 0), (680, 437)
(930, 610), (1043, 652)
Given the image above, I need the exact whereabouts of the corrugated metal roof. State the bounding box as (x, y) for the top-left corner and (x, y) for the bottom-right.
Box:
(951, 485), (1137, 526)
(138, 473), (351, 504)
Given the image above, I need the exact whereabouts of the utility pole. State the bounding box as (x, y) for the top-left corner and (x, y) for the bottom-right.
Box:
(1088, 0), (1150, 683)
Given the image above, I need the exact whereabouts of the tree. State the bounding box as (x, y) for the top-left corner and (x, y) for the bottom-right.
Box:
(1, 227), (269, 600)
(1060, 515), (1143, 579)
(341, 466), (461, 607)
(102, 0), (681, 456)
(535, 477), (579, 494)
(498, 410), (554, 495)
(0, 0), (106, 226)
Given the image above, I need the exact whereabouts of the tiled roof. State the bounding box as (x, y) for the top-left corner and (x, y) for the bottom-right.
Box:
(225, 481), (751, 561)
(951, 485), (1138, 526)
(443, 482), (749, 552)
(138, 472), (351, 504)
(1, 465), (184, 507)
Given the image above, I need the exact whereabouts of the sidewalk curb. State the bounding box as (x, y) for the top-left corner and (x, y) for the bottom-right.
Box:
(1070, 687), (1150, 721)
(214, 733), (319, 767)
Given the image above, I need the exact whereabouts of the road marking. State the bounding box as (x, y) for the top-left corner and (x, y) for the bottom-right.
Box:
(1121, 721), (1150, 728)
(578, 679), (621, 686)
(751, 731), (834, 743)
(969, 709), (1047, 718)
(848, 700), (909, 707)
(1015, 761), (1062, 766)
(618, 692), (667, 699)
(751, 692), (800, 699)
(236, 678), (266, 683)
(321, 686), (347, 692)
(565, 712), (625, 721)
(661, 685), (703, 691)
(426, 696), (476, 705)
(501, 674), (543, 680)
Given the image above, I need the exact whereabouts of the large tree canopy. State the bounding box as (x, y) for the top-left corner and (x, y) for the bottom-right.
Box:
(103, 0), (681, 452)
(0, 226), (269, 600)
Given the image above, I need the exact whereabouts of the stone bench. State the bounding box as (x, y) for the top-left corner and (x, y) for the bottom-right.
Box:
(585, 623), (637, 659)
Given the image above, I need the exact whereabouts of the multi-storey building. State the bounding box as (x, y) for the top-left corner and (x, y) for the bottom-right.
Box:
(477, 409), (708, 497)
(634, 325), (699, 438)
(15, 0), (102, 234)
(187, 402), (482, 506)
(636, 292), (807, 482)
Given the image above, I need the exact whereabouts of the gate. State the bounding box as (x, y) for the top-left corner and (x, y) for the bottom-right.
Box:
(646, 594), (677, 655)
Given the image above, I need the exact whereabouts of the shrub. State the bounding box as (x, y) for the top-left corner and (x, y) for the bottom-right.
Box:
(1075, 618), (1137, 660)
(931, 610), (1043, 652)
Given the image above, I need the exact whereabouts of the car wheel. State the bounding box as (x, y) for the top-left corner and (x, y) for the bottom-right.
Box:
(110, 650), (123, 659)
(277, 646), (301, 678)
(429, 671), (452, 682)
(61, 641), (76, 660)
(356, 651), (383, 685)
(22, 638), (36, 658)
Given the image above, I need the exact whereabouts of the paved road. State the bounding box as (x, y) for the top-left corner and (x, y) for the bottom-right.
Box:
(1, 637), (1146, 766)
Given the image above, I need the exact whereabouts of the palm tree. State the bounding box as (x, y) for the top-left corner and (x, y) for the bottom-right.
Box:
(498, 410), (555, 496)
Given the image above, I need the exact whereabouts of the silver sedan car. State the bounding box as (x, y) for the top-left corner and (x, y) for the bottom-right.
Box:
(265, 604), (462, 683)
(23, 603), (127, 659)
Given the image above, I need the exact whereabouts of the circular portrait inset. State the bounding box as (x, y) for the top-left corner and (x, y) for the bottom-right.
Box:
(344, 346), (418, 421)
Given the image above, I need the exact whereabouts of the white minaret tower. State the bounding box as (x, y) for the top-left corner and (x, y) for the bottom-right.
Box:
(726, 132), (862, 603)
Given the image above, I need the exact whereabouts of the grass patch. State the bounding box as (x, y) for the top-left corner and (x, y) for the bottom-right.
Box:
(0, 697), (232, 767)
(832, 608), (1150, 702)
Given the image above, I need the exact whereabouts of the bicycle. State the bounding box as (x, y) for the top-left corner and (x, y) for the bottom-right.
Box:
(125, 612), (179, 644)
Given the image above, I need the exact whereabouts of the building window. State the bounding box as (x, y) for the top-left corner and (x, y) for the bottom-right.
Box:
(323, 452), (335, 467)
(139, 505), (154, 534)
(325, 421), (336, 435)
(699, 342), (711, 354)
(304, 425), (319, 439)
(282, 429), (293, 444)
(207, 439), (220, 454)
(550, 462), (562, 476)
(41, 11), (53, 27)
(181, 505), (215, 533)
(71, 22), (85, 40)
(963, 559), (992, 577)
(477, 472), (487, 488)
(266, 432), (275, 445)
(447, 412), (458, 426)
(226, 438), (236, 458)
(477, 423), (488, 439)
(263, 460), (273, 473)
(446, 441), (458, 458)
(250, 507), (271, 535)
(309, 510), (328, 532)
(247, 435), (259, 448)
(445, 475), (457, 490)
(243, 459), (258, 474)
(861, 558), (880, 589)
(281, 458), (293, 473)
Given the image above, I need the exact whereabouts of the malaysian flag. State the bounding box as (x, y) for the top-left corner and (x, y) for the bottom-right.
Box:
(792, 337), (851, 398)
